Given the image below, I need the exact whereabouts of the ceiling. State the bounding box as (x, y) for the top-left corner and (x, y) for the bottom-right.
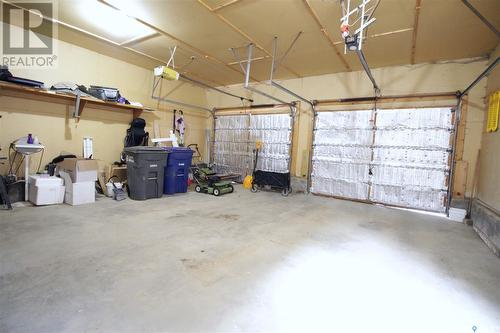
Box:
(4, 0), (500, 86)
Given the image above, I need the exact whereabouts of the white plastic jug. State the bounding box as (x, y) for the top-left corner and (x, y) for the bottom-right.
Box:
(106, 181), (122, 197)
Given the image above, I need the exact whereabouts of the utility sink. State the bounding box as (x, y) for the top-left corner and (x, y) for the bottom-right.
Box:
(14, 143), (44, 155)
(13, 139), (45, 202)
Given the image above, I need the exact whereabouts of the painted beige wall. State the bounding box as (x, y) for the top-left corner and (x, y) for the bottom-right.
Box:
(0, 34), (211, 177)
(477, 44), (500, 212)
(206, 59), (488, 195)
(0, 24), (490, 204)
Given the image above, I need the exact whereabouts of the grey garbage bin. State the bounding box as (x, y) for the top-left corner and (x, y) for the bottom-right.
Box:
(124, 146), (168, 200)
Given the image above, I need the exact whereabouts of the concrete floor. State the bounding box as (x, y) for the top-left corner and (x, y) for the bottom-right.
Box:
(1, 186), (499, 333)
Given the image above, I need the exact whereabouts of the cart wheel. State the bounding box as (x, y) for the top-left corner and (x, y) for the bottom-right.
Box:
(251, 184), (258, 193)
(229, 184), (234, 193)
(213, 188), (220, 196)
(281, 187), (290, 197)
(195, 185), (201, 193)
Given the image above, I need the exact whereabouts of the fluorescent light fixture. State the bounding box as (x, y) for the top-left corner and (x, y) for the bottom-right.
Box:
(78, 0), (154, 40)
(103, 0), (152, 22)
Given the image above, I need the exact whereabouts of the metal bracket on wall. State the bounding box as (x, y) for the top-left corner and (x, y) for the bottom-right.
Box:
(73, 91), (87, 122)
(73, 91), (81, 118)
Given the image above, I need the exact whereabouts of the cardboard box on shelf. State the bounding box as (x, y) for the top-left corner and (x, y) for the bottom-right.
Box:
(28, 175), (65, 206)
(56, 158), (98, 183)
(60, 171), (95, 206)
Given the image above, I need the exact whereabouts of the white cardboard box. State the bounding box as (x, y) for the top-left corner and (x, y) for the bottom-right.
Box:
(28, 175), (63, 187)
(28, 175), (65, 206)
(56, 158), (98, 183)
(60, 171), (95, 206)
(448, 208), (466, 223)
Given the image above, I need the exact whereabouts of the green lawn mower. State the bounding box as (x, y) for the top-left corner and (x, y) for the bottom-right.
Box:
(191, 164), (234, 196)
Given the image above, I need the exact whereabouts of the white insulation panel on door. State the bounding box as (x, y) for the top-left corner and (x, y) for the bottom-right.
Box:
(371, 108), (453, 212)
(250, 114), (291, 173)
(311, 110), (373, 200)
(214, 115), (251, 178)
(214, 113), (292, 179)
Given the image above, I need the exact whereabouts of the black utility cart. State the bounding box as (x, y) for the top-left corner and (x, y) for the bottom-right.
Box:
(251, 170), (291, 196)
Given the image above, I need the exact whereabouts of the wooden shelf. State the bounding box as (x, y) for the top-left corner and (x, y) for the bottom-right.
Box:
(0, 81), (153, 121)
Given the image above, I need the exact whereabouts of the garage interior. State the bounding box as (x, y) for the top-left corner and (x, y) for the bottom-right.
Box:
(0, 0), (499, 332)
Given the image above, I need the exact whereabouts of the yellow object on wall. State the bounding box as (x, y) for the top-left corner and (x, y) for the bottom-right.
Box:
(487, 91), (500, 132)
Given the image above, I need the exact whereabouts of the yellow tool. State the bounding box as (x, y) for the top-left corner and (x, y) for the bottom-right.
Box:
(243, 175), (253, 189)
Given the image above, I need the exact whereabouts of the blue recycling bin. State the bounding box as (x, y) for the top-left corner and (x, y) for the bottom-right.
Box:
(163, 147), (193, 194)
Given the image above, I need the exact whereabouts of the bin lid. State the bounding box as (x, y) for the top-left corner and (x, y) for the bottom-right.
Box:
(124, 146), (168, 154)
(162, 147), (193, 153)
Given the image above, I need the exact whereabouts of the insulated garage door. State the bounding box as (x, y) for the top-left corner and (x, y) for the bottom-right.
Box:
(213, 113), (292, 179)
(311, 110), (373, 201)
(311, 107), (453, 212)
(370, 108), (452, 211)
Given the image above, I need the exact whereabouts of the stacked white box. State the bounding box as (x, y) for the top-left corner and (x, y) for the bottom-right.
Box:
(28, 175), (65, 206)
